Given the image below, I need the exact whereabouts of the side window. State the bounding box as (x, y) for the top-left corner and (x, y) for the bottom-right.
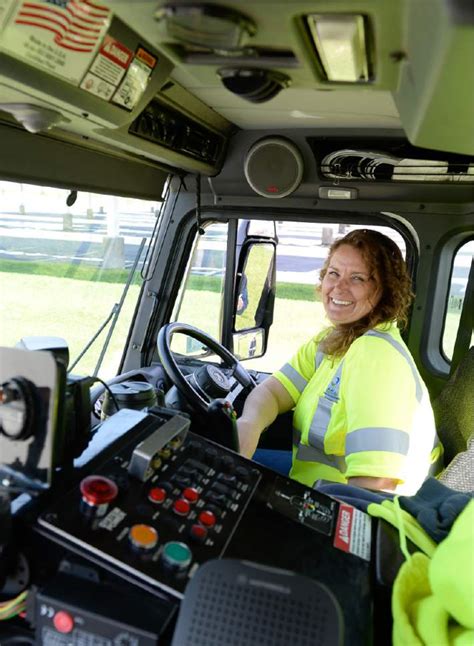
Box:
(442, 240), (474, 359)
(0, 180), (158, 379)
(242, 222), (406, 373)
(170, 222), (228, 356)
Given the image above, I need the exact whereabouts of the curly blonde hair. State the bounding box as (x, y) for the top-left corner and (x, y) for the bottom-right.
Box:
(317, 229), (414, 357)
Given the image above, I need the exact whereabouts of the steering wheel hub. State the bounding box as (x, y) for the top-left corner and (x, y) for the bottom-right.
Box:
(194, 365), (231, 398)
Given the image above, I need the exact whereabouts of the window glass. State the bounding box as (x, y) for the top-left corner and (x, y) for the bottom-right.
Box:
(170, 221), (227, 356)
(0, 180), (158, 379)
(168, 219), (406, 371)
(442, 240), (474, 359)
(242, 222), (406, 373)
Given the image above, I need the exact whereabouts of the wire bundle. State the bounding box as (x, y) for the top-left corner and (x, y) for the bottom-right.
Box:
(0, 590), (28, 621)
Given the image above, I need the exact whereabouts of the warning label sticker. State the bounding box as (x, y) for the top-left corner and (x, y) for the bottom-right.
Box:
(333, 503), (372, 561)
(111, 46), (156, 110)
(80, 35), (132, 99)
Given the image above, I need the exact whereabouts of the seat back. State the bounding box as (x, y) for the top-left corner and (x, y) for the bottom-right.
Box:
(171, 559), (343, 646)
(432, 346), (474, 467)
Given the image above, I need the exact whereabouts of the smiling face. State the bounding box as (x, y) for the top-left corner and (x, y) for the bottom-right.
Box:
(321, 244), (382, 325)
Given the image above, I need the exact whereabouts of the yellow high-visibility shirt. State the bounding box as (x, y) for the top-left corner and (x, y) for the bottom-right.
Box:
(273, 322), (440, 494)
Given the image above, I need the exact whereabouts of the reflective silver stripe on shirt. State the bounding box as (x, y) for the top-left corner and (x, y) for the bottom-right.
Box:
(279, 363), (307, 394)
(308, 361), (344, 449)
(365, 330), (423, 402)
(345, 427), (410, 456)
(315, 349), (325, 370)
(295, 442), (346, 470)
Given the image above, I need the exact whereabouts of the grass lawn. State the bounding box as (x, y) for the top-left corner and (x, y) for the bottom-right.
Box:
(1, 267), (466, 380)
(0, 273), (140, 378)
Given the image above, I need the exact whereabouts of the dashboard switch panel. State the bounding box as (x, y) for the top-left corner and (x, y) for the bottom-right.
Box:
(38, 416), (261, 599)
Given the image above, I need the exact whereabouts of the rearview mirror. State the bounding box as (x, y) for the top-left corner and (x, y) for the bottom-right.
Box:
(234, 241), (276, 333)
(232, 328), (265, 361)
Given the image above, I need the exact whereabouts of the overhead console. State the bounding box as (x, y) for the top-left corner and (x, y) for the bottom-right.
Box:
(0, 2), (231, 174)
(128, 95), (228, 168)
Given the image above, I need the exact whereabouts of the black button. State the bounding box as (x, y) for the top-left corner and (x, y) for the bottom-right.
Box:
(205, 491), (228, 506)
(204, 503), (223, 517)
(185, 459), (208, 474)
(217, 473), (238, 486)
(172, 476), (192, 489)
(204, 447), (218, 465)
(220, 456), (235, 473)
(179, 467), (202, 482)
(211, 482), (231, 496)
(235, 466), (250, 482)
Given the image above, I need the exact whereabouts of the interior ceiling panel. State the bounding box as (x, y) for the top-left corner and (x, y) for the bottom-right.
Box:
(107, 0), (474, 155)
(108, 0), (404, 129)
(167, 87), (401, 129)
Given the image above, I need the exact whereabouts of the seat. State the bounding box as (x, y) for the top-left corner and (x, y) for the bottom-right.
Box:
(432, 346), (474, 492)
(171, 559), (343, 646)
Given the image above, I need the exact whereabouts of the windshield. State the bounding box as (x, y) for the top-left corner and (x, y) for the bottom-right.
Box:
(0, 180), (158, 379)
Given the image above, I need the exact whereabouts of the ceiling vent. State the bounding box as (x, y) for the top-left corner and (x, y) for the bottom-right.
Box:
(218, 68), (290, 103)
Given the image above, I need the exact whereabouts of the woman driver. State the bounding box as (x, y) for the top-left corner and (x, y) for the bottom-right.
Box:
(237, 229), (442, 494)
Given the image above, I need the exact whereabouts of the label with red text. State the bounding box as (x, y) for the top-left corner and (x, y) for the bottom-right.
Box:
(333, 502), (371, 561)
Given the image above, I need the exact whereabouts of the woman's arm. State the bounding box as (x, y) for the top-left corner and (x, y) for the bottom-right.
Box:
(237, 376), (295, 458)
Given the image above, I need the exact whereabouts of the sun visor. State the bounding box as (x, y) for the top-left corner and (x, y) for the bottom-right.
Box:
(393, 0), (474, 155)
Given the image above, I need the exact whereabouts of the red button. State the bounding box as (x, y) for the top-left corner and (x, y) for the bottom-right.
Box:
(53, 610), (74, 634)
(173, 499), (191, 516)
(80, 475), (118, 506)
(148, 487), (167, 504)
(198, 510), (216, 527)
(190, 524), (208, 543)
(183, 487), (199, 503)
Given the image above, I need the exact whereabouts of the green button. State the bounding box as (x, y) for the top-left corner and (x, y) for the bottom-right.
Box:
(162, 541), (192, 569)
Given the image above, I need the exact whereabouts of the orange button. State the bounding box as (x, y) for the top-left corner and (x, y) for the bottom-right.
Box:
(53, 610), (74, 634)
(129, 524), (158, 551)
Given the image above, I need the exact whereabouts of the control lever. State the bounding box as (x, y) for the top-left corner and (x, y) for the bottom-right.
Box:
(206, 399), (240, 452)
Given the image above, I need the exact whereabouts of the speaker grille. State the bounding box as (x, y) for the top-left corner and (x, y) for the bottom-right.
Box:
(172, 560), (343, 646)
(244, 137), (304, 198)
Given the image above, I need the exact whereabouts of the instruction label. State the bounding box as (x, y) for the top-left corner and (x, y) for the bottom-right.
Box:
(333, 502), (372, 561)
(0, 0), (111, 84)
(80, 35), (133, 100)
(112, 46), (157, 110)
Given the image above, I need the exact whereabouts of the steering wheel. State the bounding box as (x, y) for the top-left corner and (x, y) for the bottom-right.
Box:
(157, 322), (257, 415)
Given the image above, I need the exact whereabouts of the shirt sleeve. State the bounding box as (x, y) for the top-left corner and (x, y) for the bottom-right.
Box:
(273, 337), (318, 405)
(342, 336), (418, 482)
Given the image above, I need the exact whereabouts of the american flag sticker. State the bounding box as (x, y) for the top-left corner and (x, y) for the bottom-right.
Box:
(15, 0), (110, 52)
(2, 0), (111, 84)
